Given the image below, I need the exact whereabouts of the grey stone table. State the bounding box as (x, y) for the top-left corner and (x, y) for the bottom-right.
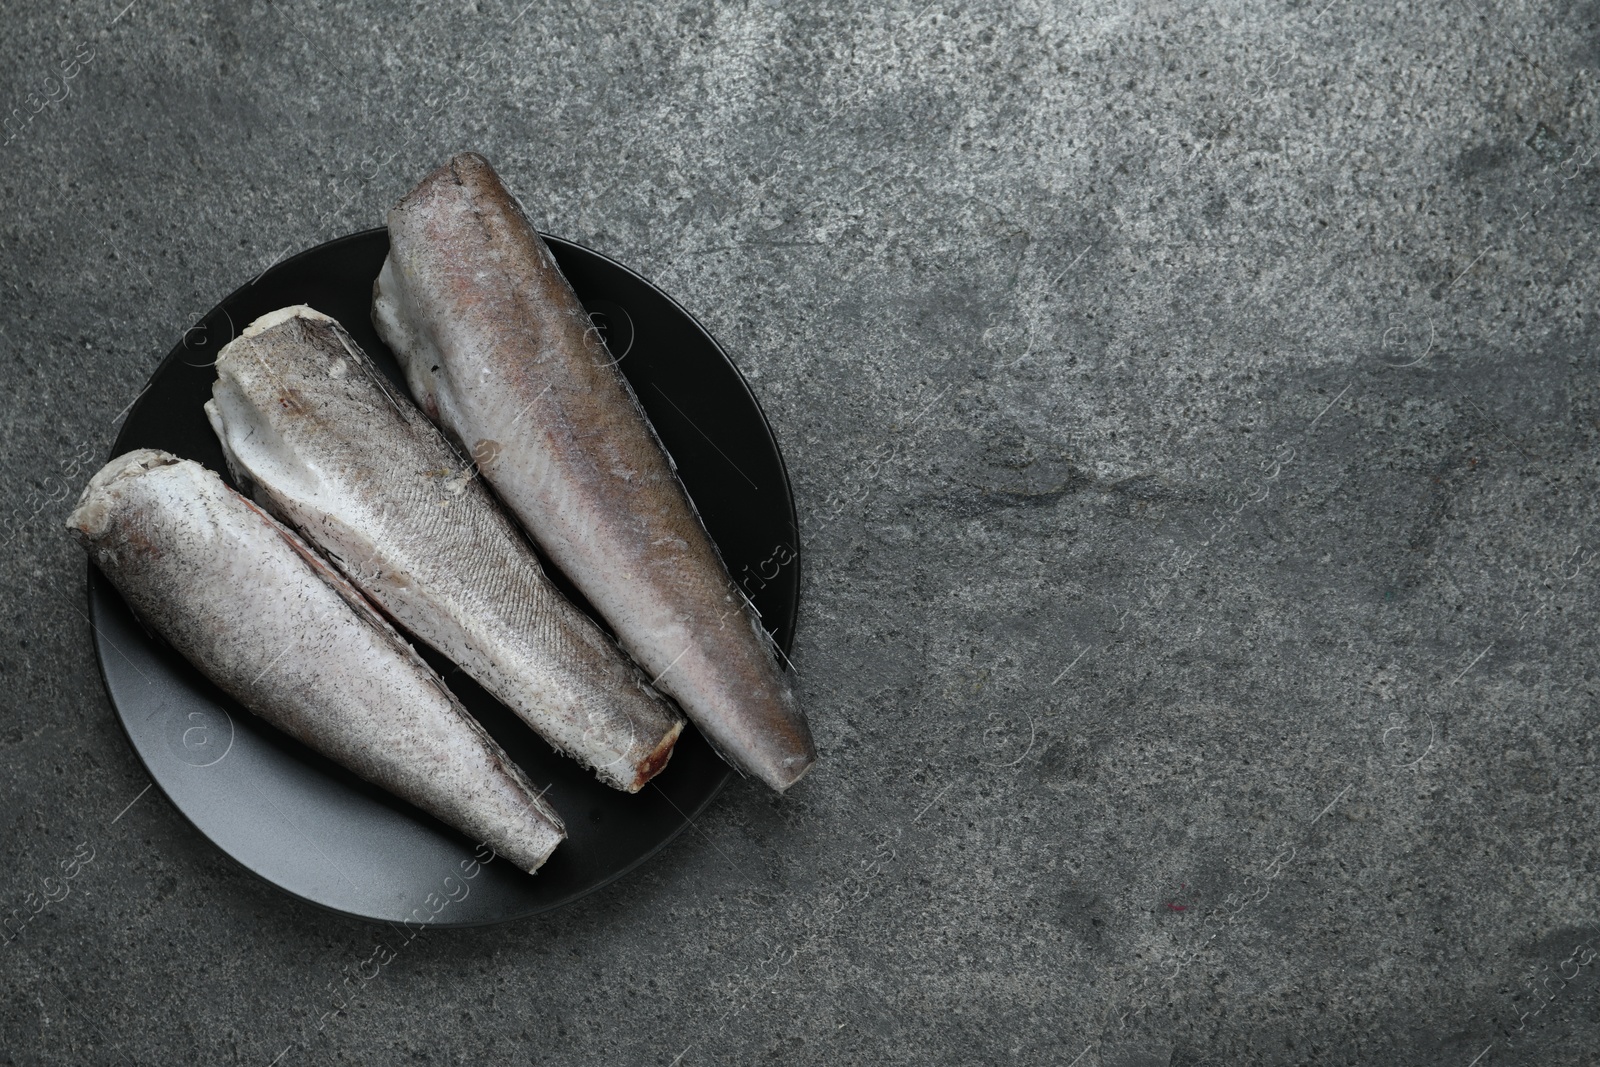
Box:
(2, 1), (1596, 1064)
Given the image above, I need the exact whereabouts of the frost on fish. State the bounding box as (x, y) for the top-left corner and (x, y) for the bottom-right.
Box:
(208, 306), (683, 792)
(67, 449), (565, 874)
(375, 152), (816, 792)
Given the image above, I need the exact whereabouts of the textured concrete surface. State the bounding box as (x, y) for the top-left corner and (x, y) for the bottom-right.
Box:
(3, 0), (1599, 1063)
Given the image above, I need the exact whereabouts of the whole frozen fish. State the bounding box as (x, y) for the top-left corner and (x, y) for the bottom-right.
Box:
(373, 152), (816, 792)
(206, 305), (683, 792)
(67, 449), (565, 874)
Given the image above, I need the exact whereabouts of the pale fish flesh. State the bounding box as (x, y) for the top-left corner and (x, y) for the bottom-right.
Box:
(373, 152), (816, 792)
(206, 305), (683, 792)
(67, 449), (565, 873)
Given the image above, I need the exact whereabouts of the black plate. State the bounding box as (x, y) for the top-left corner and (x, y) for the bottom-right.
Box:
(87, 229), (800, 926)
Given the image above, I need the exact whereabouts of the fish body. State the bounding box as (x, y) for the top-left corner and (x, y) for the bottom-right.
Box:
(67, 449), (565, 874)
(206, 305), (683, 792)
(373, 152), (816, 791)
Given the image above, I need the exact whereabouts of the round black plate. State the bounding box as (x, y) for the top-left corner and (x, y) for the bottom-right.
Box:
(87, 229), (800, 926)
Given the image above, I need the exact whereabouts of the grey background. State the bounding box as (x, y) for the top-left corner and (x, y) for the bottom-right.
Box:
(2, 0), (1597, 1063)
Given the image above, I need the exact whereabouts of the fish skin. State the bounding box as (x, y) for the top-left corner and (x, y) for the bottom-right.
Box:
(67, 449), (565, 874)
(207, 305), (684, 792)
(373, 152), (816, 792)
